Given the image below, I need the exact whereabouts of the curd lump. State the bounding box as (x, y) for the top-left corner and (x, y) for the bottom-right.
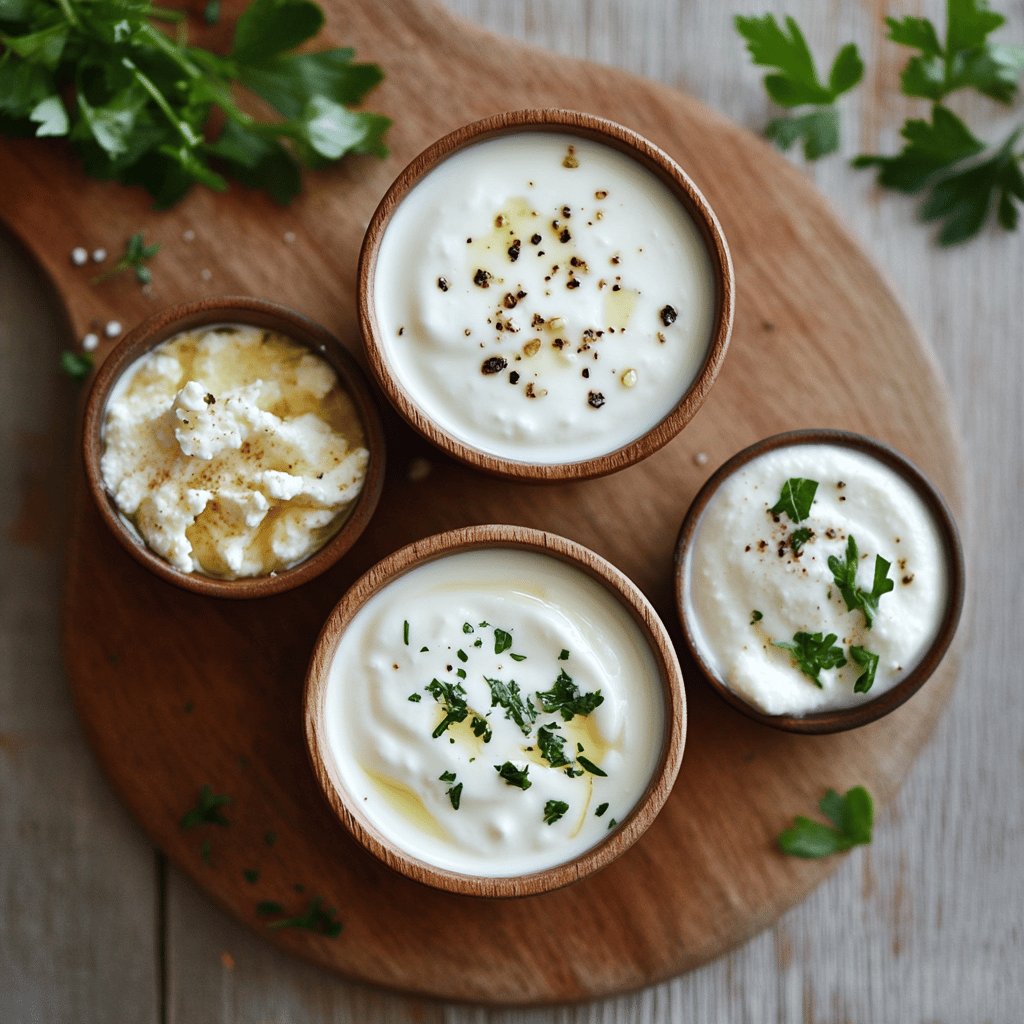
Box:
(683, 444), (948, 716)
(374, 132), (716, 464)
(323, 548), (666, 876)
(101, 325), (368, 578)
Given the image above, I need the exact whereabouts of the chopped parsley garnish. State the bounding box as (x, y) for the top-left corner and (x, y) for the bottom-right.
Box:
(256, 901), (284, 917)
(850, 645), (880, 694)
(179, 784), (231, 829)
(439, 771), (462, 810)
(607, 818), (618, 830)
(773, 631), (847, 687)
(595, 802), (609, 817)
(265, 897), (343, 937)
(456, 649), (468, 662)
(510, 653), (527, 662)
(543, 800), (569, 825)
(494, 761), (531, 790)
(463, 622), (475, 633)
(470, 715), (493, 742)
(456, 668), (466, 679)
(576, 754), (607, 777)
(407, 693), (422, 702)
(778, 786), (873, 858)
(734, 15), (863, 160)
(473, 638), (483, 648)
(419, 646), (429, 653)
(789, 527), (813, 554)
(827, 535), (895, 628)
(493, 628), (513, 654)
(536, 668), (604, 721)
(424, 678), (468, 737)
(59, 350), (93, 381)
(537, 723), (569, 767)
(403, 620), (409, 645)
(559, 649), (570, 660)
(486, 677), (537, 735)
(751, 609), (763, 624)
(769, 477), (818, 523)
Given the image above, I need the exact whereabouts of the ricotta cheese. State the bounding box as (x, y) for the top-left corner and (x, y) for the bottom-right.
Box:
(322, 548), (666, 877)
(682, 443), (948, 716)
(373, 131), (716, 465)
(100, 325), (368, 578)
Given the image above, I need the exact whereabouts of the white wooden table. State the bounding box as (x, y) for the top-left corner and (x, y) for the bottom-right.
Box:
(2, 2), (1022, 1020)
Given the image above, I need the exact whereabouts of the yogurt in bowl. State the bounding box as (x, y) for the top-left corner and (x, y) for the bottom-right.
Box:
(305, 525), (686, 896)
(359, 109), (733, 481)
(674, 430), (964, 733)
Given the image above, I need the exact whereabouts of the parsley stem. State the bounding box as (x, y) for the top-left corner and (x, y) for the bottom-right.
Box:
(54, 0), (79, 27)
(122, 58), (200, 147)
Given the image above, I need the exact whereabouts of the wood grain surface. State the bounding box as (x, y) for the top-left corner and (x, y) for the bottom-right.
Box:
(1, 0), (1021, 1021)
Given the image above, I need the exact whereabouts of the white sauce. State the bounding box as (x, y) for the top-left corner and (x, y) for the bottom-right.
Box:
(373, 132), (716, 464)
(101, 325), (368, 578)
(323, 548), (665, 877)
(683, 444), (948, 716)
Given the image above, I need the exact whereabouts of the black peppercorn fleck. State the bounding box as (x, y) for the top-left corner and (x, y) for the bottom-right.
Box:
(437, 277), (449, 292)
(509, 370), (520, 384)
(481, 356), (508, 374)
(660, 304), (678, 326)
(559, 228), (571, 244)
(530, 234), (542, 245)
(587, 391), (605, 409)
(508, 239), (521, 262)
(473, 268), (491, 288)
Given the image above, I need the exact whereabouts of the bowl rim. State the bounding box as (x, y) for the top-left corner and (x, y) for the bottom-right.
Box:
(303, 523), (687, 897)
(357, 107), (734, 483)
(81, 296), (387, 600)
(673, 428), (965, 734)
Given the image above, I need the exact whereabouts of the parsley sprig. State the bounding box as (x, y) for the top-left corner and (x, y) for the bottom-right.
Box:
(0, 0), (389, 207)
(769, 477), (818, 523)
(827, 535), (895, 629)
(734, 14), (863, 159)
(778, 786), (873, 858)
(536, 668), (604, 721)
(773, 631), (847, 687)
(850, 644), (880, 693)
(93, 232), (160, 285)
(179, 783), (231, 829)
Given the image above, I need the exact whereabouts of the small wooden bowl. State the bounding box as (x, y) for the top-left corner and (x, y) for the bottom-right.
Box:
(674, 429), (965, 734)
(357, 108), (734, 482)
(82, 297), (386, 599)
(304, 524), (687, 897)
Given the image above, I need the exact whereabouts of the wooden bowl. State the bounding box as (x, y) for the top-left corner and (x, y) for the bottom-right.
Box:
(357, 108), (734, 482)
(304, 523), (687, 897)
(82, 297), (386, 599)
(673, 429), (965, 734)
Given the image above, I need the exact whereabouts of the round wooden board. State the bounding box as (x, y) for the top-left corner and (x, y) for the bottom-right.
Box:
(0, 0), (964, 1005)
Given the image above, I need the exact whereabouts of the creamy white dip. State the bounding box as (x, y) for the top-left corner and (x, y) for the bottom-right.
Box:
(101, 325), (368, 578)
(373, 132), (716, 464)
(323, 548), (666, 877)
(682, 444), (948, 716)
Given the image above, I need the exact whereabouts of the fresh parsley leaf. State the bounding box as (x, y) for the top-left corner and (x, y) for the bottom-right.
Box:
(769, 477), (818, 523)
(494, 761), (531, 790)
(537, 723), (569, 767)
(543, 800), (569, 825)
(576, 754), (607, 778)
(59, 350), (92, 381)
(778, 786), (873, 858)
(0, 0), (389, 206)
(536, 669), (604, 721)
(854, 105), (1024, 245)
(493, 627), (513, 654)
(827, 535), (894, 628)
(424, 678), (468, 738)
(751, 609), (764, 624)
(789, 527), (813, 554)
(850, 645), (880, 694)
(265, 896), (342, 937)
(470, 714), (492, 742)
(886, 0), (1024, 104)
(735, 15), (863, 159)
(773, 631), (847, 687)
(485, 677), (537, 735)
(179, 784), (231, 829)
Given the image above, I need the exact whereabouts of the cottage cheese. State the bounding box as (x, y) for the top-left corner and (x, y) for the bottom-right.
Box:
(682, 444), (948, 716)
(373, 132), (717, 464)
(323, 548), (666, 876)
(101, 325), (368, 578)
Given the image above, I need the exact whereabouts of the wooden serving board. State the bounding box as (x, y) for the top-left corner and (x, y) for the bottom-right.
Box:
(0, 0), (965, 1005)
